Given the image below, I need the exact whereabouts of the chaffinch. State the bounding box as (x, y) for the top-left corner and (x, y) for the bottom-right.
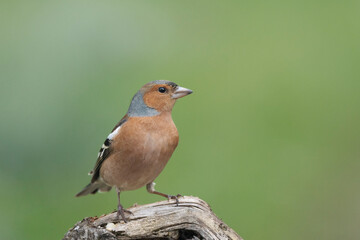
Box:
(76, 80), (193, 222)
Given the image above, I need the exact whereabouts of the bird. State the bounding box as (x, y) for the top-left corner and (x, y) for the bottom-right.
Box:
(75, 80), (193, 222)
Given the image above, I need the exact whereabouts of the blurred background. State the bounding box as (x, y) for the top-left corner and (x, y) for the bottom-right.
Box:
(1, 1), (359, 239)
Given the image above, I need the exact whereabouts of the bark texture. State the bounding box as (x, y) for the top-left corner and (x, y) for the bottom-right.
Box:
(63, 196), (242, 240)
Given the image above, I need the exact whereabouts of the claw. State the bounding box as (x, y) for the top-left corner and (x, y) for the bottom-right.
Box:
(167, 194), (182, 206)
(116, 188), (132, 223)
(117, 204), (130, 223)
(117, 205), (133, 223)
(124, 209), (134, 215)
(146, 182), (182, 206)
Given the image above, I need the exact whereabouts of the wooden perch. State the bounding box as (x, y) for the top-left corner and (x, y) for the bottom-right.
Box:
(63, 196), (242, 240)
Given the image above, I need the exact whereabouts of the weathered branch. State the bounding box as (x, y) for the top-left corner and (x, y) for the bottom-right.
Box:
(63, 196), (242, 240)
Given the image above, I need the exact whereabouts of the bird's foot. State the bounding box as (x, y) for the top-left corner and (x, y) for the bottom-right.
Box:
(167, 194), (182, 206)
(117, 204), (133, 223)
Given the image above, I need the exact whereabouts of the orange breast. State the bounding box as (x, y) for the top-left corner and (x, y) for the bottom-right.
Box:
(100, 112), (179, 191)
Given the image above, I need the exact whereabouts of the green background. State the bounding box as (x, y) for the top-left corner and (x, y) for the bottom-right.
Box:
(1, 1), (359, 239)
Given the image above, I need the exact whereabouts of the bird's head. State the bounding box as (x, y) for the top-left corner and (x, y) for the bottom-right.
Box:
(127, 80), (193, 117)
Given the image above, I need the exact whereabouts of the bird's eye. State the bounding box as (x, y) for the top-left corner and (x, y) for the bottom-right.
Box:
(158, 87), (166, 93)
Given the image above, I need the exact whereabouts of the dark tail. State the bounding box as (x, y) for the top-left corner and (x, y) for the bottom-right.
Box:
(75, 182), (112, 197)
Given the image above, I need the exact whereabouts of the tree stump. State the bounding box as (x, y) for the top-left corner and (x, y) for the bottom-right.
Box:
(63, 196), (242, 240)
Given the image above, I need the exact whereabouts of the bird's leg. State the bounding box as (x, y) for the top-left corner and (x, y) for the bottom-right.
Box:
(116, 188), (132, 223)
(146, 182), (182, 205)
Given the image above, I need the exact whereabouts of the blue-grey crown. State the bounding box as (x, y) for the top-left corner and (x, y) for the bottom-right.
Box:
(148, 80), (178, 88)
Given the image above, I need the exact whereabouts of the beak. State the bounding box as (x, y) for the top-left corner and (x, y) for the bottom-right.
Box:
(172, 86), (193, 99)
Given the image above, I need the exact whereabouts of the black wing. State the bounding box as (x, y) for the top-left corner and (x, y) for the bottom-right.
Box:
(90, 116), (128, 183)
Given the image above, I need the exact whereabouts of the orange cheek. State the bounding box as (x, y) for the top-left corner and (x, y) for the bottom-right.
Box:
(143, 92), (175, 112)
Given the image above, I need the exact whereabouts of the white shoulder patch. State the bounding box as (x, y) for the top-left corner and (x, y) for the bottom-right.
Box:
(108, 126), (121, 140)
(96, 125), (122, 160)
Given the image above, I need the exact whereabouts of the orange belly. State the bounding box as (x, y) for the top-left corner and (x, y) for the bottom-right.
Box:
(100, 113), (179, 190)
